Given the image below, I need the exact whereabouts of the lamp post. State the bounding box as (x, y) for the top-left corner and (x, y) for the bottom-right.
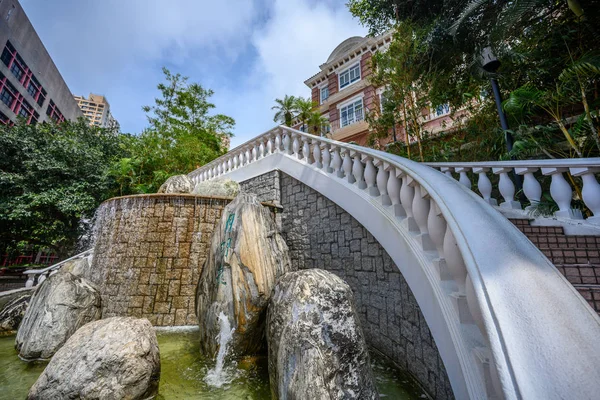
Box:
(481, 47), (523, 197)
(481, 47), (514, 152)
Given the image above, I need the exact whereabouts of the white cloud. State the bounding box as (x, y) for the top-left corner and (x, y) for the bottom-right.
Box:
(226, 0), (367, 146)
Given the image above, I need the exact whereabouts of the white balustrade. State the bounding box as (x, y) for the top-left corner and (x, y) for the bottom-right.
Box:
(515, 167), (541, 209)
(301, 137), (311, 163)
(312, 139), (322, 168)
(321, 143), (332, 172)
(541, 167), (583, 219)
(375, 160), (390, 205)
(362, 155), (379, 196)
(455, 167), (472, 189)
(331, 146), (343, 177)
(492, 167), (521, 209)
(292, 133), (300, 158)
(352, 152), (367, 190)
(385, 165), (404, 216)
(274, 130), (282, 152)
(472, 167), (497, 206)
(342, 150), (355, 184)
(571, 167), (600, 223)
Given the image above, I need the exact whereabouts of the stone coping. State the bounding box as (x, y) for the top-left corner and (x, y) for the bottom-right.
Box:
(102, 193), (283, 211)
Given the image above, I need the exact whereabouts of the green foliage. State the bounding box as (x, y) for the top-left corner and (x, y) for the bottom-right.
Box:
(113, 68), (235, 195)
(272, 95), (299, 127)
(0, 120), (125, 256)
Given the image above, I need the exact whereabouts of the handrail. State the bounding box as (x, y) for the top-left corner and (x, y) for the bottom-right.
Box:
(425, 159), (600, 223)
(23, 249), (93, 288)
(188, 125), (600, 399)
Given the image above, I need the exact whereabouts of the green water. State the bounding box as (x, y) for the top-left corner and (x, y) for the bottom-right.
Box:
(0, 330), (427, 399)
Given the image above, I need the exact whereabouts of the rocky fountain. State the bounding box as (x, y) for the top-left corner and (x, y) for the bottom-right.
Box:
(0, 175), (428, 399)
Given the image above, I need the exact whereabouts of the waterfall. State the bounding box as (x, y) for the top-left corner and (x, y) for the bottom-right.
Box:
(204, 311), (235, 388)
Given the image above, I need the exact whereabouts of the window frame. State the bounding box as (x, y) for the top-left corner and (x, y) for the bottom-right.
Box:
(338, 62), (361, 90)
(319, 85), (329, 104)
(337, 94), (365, 128)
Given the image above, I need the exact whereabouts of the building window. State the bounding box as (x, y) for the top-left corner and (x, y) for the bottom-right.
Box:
(340, 98), (364, 128)
(435, 103), (450, 117)
(0, 73), (16, 108)
(339, 63), (360, 90)
(320, 86), (329, 104)
(46, 99), (65, 123)
(1, 41), (47, 106)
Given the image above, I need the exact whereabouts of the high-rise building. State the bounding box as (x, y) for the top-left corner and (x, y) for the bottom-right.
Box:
(0, 0), (82, 125)
(73, 93), (120, 131)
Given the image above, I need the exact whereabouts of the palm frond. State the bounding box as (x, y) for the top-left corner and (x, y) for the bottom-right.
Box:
(448, 0), (489, 36)
(559, 53), (600, 81)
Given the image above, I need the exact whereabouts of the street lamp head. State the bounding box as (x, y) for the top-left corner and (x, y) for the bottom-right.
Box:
(480, 47), (501, 73)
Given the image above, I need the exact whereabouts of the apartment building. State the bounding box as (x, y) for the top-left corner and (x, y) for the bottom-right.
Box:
(74, 93), (120, 131)
(0, 0), (82, 125)
(302, 33), (457, 146)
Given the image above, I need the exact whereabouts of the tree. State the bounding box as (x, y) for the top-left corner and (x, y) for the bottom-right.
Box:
(113, 68), (235, 194)
(272, 95), (298, 126)
(0, 120), (125, 258)
(308, 111), (330, 136)
(295, 97), (315, 132)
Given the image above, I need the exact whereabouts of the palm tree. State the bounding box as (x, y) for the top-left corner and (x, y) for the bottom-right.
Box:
(272, 95), (298, 126)
(308, 111), (330, 136)
(295, 97), (315, 132)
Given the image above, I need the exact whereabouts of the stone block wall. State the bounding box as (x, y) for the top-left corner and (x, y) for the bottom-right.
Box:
(239, 170), (281, 205)
(241, 172), (454, 400)
(89, 194), (227, 326)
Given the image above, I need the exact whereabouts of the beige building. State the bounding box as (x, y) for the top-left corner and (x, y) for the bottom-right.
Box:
(74, 93), (120, 131)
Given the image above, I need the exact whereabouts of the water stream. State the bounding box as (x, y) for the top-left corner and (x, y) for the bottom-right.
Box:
(203, 312), (236, 388)
(0, 329), (429, 399)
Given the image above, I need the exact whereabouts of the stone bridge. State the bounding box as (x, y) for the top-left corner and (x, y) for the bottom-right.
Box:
(186, 126), (600, 400)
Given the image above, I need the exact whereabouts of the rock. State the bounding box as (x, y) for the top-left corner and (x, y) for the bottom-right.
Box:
(0, 293), (31, 332)
(15, 270), (101, 360)
(196, 192), (291, 357)
(61, 256), (91, 277)
(28, 317), (160, 400)
(267, 269), (378, 400)
(158, 174), (194, 194)
(193, 178), (240, 197)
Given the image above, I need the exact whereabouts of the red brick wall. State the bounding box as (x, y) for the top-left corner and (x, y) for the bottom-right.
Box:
(311, 86), (319, 105)
(328, 73), (338, 97)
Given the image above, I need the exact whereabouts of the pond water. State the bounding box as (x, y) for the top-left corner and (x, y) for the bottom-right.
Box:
(0, 329), (427, 399)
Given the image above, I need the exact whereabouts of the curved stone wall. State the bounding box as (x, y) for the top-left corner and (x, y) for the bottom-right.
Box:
(88, 194), (228, 326)
(242, 171), (454, 400)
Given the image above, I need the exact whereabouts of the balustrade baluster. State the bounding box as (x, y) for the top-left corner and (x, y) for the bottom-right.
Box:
(455, 167), (472, 189)
(492, 167), (521, 209)
(428, 200), (451, 280)
(542, 167), (583, 219)
(412, 185), (435, 250)
(515, 167), (541, 210)
(302, 137), (311, 163)
(352, 152), (367, 189)
(252, 142), (259, 161)
(283, 132), (292, 154)
(385, 165), (404, 216)
(312, 139), (322, 168)
(375, 160), (390, 205)
(441, 167), (454, 179)
(292, 133), (300, 158)
(227, 158), (232, 172)
(342, 150), (355, 183)
(331, 146), (343, 177)
(400, 175), (418, 231)
(321, 143), (332, 172)
(443, 226), (472, 322)
(245, 147), (251, 164)
(274, 130), (282, 152)
(571, 167), (600, 224)
(266, 136), (273, 155)
(362, 155), (379, 196)
(472, 167), (497, 206)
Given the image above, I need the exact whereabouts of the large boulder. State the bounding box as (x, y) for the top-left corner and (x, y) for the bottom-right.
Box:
(15, 270), (101, 360)
(0, 292), (31, 332)
(267, 269), (378, 400)
(28, 317), (160, 400)
(61, 255), (92, 277)
(196, 192), (291, 357)
(193, 178), (240, 197)
(158, 174), (194, 194)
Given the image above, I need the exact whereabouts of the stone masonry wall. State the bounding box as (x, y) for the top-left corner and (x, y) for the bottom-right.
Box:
(239, 170), (281, 205)
(89, 195), (227, 326)
(241, 172), (454, 400)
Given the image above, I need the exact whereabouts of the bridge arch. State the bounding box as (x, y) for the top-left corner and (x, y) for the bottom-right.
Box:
(189, 126), (600, 399)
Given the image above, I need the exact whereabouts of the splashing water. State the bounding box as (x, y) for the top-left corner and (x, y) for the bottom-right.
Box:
(204, 312), (236, 388)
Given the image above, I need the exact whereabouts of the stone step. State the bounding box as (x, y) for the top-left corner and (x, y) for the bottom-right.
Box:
(525, 235), (600, 249)
(538, 249), (600, 265)
(555, 264), (600, 285)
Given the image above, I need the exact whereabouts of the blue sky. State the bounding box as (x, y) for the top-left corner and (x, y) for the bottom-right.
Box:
(21, 0), (367, 147)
